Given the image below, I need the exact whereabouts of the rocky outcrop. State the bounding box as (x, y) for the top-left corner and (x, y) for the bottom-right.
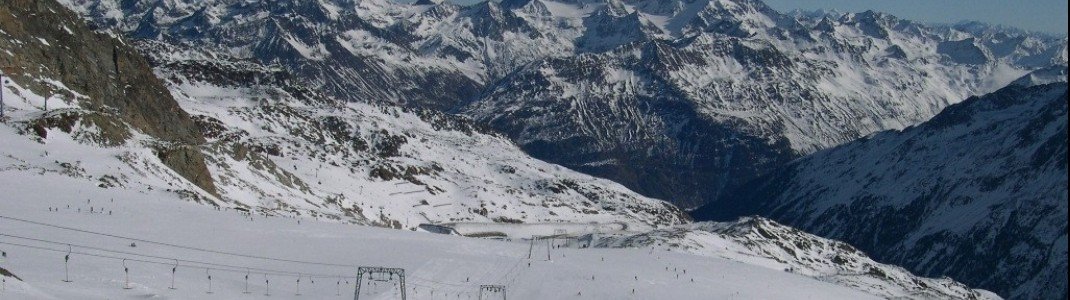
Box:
(0, 0), (216, 195)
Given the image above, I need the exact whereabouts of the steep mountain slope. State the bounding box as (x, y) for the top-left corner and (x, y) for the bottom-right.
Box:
(55, 0), (1067, 208)
(1, 0), (216, 195)
(694, 77), (1069, 299)
(587, 217), (1000, 300)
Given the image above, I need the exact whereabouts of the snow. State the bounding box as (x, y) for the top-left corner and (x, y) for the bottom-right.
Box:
(318, 0), (342, 20)
(4, 0), (1060, 298)
(0, 46), (993, 300)
(163, 75), (687, 229)
(1009, 64), (1068, 87)
(445, 222), (629, 238)
(540, 0), (597, 19)
(588, 219), (1002, 300)
(0, 123), (881, 300)
(692, 79), (1067, 300)
(284, 35), (328, 61)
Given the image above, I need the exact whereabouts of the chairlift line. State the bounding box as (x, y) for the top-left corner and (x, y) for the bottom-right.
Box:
(0, 233), (346, 277)
(244, 268), (251, 294)
(0, 214), (528, 296)
(122, 258), (132, 289)
(0, 214), (361, 268)
(63, 244), (72, 283)
(0, 240), (351, 279)
(1, 215), (501, 288)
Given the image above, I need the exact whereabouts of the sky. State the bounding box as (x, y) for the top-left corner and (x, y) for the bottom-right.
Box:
(762, 0), (1068, 35)
(440, 0), (1068, 35)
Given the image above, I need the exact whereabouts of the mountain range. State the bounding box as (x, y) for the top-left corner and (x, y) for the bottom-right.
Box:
(695, 69), (1068, 299)
(3, 0), (1066, 298)
(56, 0), (1067, 208)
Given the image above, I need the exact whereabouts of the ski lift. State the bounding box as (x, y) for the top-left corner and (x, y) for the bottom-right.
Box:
(62, 244), (72, 283)
(206, 268), (213, 294)
(243, 269), (251, 294)
(122, 259), (132, 289)
(170, 260), (178, 290)
(296, 273), (302, 296)
(265, 274), (272, 296)
(372, 272), (392, 282)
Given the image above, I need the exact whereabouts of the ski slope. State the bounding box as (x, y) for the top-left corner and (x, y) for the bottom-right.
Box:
(0, 70), (997, 300)
(0, 163), (880, 300)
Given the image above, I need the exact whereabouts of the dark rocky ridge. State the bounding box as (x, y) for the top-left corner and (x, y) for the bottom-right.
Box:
(694, 81), (1069, 299)
(0, 0), (216, 195)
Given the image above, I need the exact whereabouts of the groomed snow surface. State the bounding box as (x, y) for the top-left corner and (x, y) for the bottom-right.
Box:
(0, 163), (878, 300)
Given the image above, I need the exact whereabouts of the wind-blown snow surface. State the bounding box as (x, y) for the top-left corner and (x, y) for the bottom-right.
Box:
(694, 78), (1069, 299)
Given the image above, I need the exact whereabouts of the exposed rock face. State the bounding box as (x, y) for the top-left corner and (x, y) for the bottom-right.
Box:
(154, 145), (217, 199)
(694, 78), (1069, 300)
(0, 0), (216, 195)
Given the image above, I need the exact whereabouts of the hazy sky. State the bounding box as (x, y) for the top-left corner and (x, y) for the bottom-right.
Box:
(762, 0), (1068, 35)
(440, 0), (1068, 35)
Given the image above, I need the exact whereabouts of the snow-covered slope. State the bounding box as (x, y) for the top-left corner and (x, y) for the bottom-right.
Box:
(586, 217), (1000, 300)
(3, 0), (685, 233)
(694, 76), (1069, 299)
(0, 45), (686, 235)
(0, 166), (910, 300)
(144, 41), (687, 229)
(55, 0), (1068, 208)
(0, 1), (1025, 299)
(0, 73), (995, 299)
(0, 28), (990, 297)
